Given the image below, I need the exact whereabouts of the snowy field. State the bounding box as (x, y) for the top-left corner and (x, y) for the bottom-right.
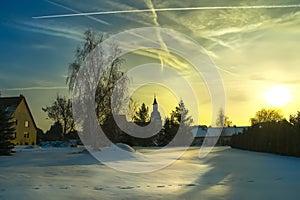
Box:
(0, 146), (299, 200)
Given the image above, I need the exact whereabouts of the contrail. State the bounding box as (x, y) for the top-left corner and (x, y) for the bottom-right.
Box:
(145, 0), (170, 70)
(43, 0), (109, 25)
(33, 4), (300, 19)
(2, 86), (68, 91)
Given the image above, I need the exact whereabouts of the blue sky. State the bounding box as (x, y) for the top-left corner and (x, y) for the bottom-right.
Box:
(1, 0), (300, 131)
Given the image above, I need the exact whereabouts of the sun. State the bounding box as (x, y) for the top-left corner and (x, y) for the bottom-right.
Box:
(263, 85), (291, 107)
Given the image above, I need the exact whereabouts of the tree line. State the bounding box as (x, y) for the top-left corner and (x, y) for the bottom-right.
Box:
(120, 100), (194, 147)
(231, 108), (300, 157)
(41, 95), (194, 147)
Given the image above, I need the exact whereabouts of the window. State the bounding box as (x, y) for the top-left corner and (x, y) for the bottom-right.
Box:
(24, 121), (29, 128)
(24, 132), (29, 138)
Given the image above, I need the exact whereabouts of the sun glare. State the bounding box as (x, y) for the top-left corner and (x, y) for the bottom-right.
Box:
(263, 86), (291, 107)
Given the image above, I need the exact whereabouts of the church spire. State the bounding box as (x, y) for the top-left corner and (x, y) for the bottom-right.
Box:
(150, 94), (162, 129)
(153, 95), (157, 105)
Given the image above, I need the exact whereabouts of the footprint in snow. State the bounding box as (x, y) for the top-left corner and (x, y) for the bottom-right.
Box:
(118, 186), (134, 190)
(93, 186), (104, 191)
(186, 184), (197, 187)
(59, 186), (69, 190)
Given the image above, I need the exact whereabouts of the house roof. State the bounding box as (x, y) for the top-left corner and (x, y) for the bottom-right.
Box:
(0, 96), (23, 116)
(0, 95), (37, 129)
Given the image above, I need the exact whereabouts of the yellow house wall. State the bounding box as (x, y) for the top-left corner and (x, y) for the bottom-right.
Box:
(10, 99), (37, 145)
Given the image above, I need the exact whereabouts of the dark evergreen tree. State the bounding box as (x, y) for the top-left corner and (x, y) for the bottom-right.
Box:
(160, 117), (178, 146)
(44, 121), (63, 141)
(0, 106), (15, 155)
(133, 103), (149, 126)
(162, 100), (194, 146)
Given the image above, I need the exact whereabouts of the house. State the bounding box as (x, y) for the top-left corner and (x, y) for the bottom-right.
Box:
(0, 95), (37, 145)
(192, 126), (249, 146)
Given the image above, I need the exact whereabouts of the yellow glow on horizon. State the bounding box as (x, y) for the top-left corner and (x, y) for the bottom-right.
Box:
(263, 85), (291, 108)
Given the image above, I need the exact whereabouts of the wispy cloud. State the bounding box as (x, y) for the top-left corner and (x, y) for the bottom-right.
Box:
(30, 44), (53, 50)
(145, 0), (170, 69)
(148, 3), (299, 53)
(203, 36), (235, 50)
(12, 20), (84, 42)
(204, 23), (263, 38)
(216, 66), (239, 77)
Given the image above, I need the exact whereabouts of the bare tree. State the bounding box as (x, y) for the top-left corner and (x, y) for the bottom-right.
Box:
(289, 111), (300, 131)
(42, 95), (75, 140)
(66, 29), (129, 149)
(128, 98), (139, 121)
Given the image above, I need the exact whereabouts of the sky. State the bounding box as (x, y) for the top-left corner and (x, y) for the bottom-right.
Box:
(1, 0), (300, 131)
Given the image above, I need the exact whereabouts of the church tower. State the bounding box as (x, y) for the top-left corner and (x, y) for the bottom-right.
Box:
(150, 95), (162, 127)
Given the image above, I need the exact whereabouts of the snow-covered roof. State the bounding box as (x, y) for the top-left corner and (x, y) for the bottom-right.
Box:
(192, 126), (249, 137)
(0, 95), (23, 116)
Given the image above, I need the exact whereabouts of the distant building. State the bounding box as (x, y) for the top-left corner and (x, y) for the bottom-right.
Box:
(0, 95), (37, 145)
(117, 96), (162, 137)
(149, 96), (162, 131)
(192, 126), (249, 146)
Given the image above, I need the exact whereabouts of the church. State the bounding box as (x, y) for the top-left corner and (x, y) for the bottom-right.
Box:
(149, 96), (162, 131)
(114, 96), (163, 145)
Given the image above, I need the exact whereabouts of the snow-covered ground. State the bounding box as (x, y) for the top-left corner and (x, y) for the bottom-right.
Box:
(0, 146), (299, 200)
